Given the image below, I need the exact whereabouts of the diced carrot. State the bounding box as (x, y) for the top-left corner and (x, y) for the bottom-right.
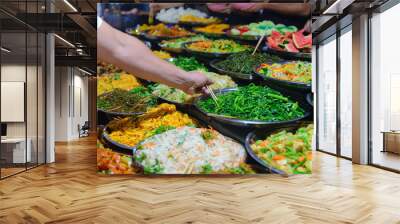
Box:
(272, 155), (285, 160)
(298, 156), (305, 162)
(306, 152), (312, 160)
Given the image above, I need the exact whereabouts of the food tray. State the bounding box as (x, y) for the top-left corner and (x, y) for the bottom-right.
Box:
(262, 45), (311, 61)
(209, 59), (255, 82)
(97, 109), (144, 126)
(306, 93), (313, 106)
(102, 125), (136, 155)
(193, 88), (311, 129)
(192, 30), (227, 39)
(183, 42), (247, 59)
(225, 30), (262, 42)
(244, 121), (313, 175)
(253, 64), (311, 92)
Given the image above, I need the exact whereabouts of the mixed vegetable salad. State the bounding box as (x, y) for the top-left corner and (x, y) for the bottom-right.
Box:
(159, 35), (208, 51)
(256, 61), (312, 84)
(251, 125), (313, 174)
(186, 39), (249, 54)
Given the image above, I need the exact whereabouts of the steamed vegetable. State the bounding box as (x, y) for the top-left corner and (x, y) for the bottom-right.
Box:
(197, 84), (305, 121)
(251, 124), (313, 174)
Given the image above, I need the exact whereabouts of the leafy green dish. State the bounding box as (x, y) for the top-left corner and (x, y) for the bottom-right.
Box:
(197, 84), (305, 121)
(214, 52), (281, 75)
(170, 57), (208, 72)
(97, 87), (157, 113)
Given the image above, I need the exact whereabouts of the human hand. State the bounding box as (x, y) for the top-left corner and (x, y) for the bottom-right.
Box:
(180, 71), (213, 95)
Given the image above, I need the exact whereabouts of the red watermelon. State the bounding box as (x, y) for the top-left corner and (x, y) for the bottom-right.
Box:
(293, 31), (312, 49)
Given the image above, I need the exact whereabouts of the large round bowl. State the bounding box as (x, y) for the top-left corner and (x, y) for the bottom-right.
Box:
(253, 63), (312, 92)
(97, 109), (144, 126)
(193, 88), (311, 129)
(262, 45), (311, 61)
(244, 121), (313, 176)
(209, 59), (254, 81)
(101, 125), (137, 155)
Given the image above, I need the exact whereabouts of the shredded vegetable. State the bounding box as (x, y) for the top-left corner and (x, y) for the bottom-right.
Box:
(97, 72), (141, 96)
(214, 52), (281, 74)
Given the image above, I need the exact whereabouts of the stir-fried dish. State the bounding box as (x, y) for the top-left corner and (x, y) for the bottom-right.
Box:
(186, 39), (249, 53)
(97, 87), (157, 113)
(135, 126), (253, 174)
(151, 71), (237, 103)
(179, 14), (219, 24)
(194, 24), (230, 34)
(107, 104), (195, 147)
(135, 23), (193, 38)
(197, 84), (305, 121)
(251, 125), (313, 174)
(97, 72), (141, 96)
(153, 50), (172, 59)
(257, 61), (312, 84)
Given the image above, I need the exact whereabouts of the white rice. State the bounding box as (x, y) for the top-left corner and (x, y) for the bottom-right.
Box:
(156, 7), (208, 24)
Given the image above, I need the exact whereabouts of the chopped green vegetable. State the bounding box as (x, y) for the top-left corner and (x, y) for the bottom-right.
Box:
(197, 84), (305, 121)
(171, 57), (207, 72)
(201, 163), (213, 174)
(215, 52), (281, 74)
(97, 87), (157, 113)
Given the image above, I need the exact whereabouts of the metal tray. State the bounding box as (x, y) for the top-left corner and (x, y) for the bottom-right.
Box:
(193, 88), (311, 129)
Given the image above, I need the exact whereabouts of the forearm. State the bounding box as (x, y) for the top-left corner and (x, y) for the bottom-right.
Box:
(97, 22), (189, 90)
(262, 3), (311, 17)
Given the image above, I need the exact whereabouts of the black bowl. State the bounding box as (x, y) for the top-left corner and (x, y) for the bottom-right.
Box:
(193, 88), (311, 129)
(101, 125), (136, 155)
(306, 93), (313, 106)
(97, 109), (144, 126)
(244, 122), (313, 176)
(262, 45), (311, 61)
(183, 41), (249, 59)
(253, 63), (311, 92)
(209, 59), (254, 81)
(192, 29), (227, 39)
(225, 30), (261, 42)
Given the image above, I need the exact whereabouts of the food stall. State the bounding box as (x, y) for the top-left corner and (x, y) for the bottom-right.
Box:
(97, 4), (313, 176)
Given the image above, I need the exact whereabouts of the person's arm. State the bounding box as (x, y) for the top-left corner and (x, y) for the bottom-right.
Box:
(229, 3), (311, 17)
(97, 20), (211, 94)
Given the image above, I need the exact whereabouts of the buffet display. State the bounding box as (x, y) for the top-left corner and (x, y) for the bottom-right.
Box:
(98, 6), (313, 175)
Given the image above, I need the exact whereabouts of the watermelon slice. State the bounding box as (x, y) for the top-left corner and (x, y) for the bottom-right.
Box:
(293, 31), (312, 49)
(285, 42), (300, 53)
